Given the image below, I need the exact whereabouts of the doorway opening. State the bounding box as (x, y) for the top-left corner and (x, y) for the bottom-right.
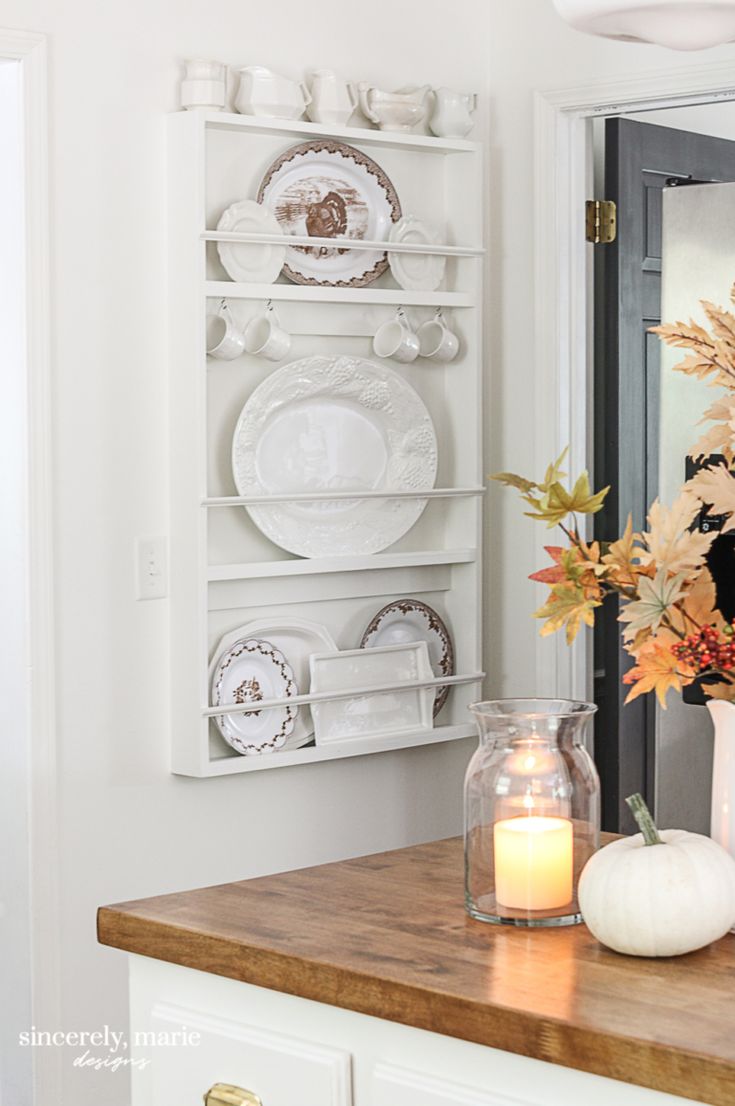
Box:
(535, 65), (735, 835)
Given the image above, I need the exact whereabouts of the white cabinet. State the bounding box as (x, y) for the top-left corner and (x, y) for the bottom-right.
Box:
(128, 957), (702, 1106)
(167, 110), (485, 778)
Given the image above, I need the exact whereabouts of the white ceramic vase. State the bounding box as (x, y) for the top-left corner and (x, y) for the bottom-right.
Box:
(707, 700), (735, 856)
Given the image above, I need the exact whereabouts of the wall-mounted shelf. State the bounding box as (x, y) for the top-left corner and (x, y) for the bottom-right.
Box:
(205, 280), (476, 308)
(201, 109), (480, 155)
(168, 107), (484, 777)
(206, 548), (477, 582)
(203, 723), (477, 777)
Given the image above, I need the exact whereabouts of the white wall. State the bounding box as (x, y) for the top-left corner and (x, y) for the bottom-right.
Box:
(1, 0), (734, 1102)
(0, 56), (32, 1106)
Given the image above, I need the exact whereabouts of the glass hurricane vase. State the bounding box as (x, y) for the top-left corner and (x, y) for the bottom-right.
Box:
(464, 699), (600, 927)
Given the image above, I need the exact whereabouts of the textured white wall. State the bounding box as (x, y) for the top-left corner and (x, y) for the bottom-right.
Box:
(1, 0), (735, 1101)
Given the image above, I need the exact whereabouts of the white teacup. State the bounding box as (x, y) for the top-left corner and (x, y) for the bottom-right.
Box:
(417, 309), (459, 363)
(244, 302), (291, 362)
(206, 301), (246, 360)
(373, 307), (420, 363)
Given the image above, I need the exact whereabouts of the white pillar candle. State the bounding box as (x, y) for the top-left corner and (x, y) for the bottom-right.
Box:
(494, 815), (573, 910)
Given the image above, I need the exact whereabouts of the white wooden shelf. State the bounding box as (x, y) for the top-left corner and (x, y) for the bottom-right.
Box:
(205, 281), (475, 308)
(207, 548), (477, 582)
(197, 723), (478, 778)
(201, 109), (480, 155)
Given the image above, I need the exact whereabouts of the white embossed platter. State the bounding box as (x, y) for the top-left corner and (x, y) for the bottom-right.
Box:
(210, 636), (298, 756)
(388, 215), (446, 292)
(216, 199), (285, 284)
(309, 641), (435, 745)
(212, 618), (337, 750)
(231, 355), (438, 558)
(360, 599), (454, 717)
(256, 140), (401, 287)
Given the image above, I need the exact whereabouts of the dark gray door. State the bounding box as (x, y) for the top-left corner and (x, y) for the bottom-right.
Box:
(594, 116), (735, 833)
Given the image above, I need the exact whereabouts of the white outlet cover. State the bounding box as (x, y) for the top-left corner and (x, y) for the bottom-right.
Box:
(135, 536), (167, 600)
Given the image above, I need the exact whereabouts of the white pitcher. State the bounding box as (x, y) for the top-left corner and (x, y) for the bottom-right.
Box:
(235, 66), (311, 120)
(429, 88), (477, 138)
(305, 70), (357, 126)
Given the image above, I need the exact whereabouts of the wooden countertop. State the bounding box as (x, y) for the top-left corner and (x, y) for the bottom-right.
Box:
(98, 836), (735, 1106)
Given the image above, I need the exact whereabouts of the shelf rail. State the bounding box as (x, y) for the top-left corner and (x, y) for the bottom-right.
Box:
(203, 486), (485, 507)
(204, 670), (484, 718)
(202, 230), (484, 258)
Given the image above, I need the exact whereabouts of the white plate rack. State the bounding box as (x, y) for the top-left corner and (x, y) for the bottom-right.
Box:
(168, 107), (485, 777)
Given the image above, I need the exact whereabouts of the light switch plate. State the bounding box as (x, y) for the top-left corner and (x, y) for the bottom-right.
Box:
(135, 536), (167, 600)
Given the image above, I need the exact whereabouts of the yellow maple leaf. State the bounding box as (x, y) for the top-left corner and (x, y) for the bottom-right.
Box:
(534, 582), (600, 645)
(623, 637), (695, 708)
(524, 471), (609, 528)
(640, 491), (715, 574)
(601, 514), (645, 587)
(687, 464), (735, 531)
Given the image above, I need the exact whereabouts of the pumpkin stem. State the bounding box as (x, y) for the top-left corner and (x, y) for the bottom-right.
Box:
(625, 792), (663, 846)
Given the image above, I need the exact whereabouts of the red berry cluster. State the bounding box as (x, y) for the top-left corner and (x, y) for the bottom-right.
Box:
(672, 623), (735, 674)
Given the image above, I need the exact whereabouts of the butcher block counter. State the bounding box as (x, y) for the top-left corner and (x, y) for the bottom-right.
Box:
(98, 837), (735, 1106)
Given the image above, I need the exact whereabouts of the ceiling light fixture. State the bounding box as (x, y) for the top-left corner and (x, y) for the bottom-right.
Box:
(552, 0), (735, 50)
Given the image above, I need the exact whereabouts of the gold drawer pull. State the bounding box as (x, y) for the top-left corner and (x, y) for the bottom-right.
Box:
(204, 1084), (263, 1106)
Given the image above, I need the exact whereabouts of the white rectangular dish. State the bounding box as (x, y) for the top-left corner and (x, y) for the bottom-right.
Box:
(309, 642), (435, 745)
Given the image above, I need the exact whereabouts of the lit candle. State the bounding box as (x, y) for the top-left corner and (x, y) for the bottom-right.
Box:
(493, 815), (573, 910)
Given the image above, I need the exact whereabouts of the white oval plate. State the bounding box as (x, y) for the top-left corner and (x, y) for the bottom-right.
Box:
(210, 636), (298, 755)
(216, 200), (285, 284)
(360, 599), (454, 717)
(388, 215), (446, 292)
(257, 140), (401, 287)
(212, 618), (337, 750)
(232, 355), (438, 558)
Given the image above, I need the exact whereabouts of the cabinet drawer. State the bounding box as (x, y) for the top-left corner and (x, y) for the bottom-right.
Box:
(372, 1062), (531, 1106)
(142, 1002), (351, 1106)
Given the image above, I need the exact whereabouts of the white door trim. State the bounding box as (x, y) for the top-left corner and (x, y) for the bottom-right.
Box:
(0, 28), (60, 1103)
(534, 60), (735, 701)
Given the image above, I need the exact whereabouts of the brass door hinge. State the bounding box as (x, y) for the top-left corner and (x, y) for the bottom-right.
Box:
(585, 199), (617, 244)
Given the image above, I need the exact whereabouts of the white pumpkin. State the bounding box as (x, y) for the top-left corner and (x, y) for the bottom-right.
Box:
(579, 812), (735, 957)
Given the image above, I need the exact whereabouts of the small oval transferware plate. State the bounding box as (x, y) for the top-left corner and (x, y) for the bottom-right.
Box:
(257, 140), (401, 287)
(210, 636), (298, 755)
(388, 215), (446, 292)
(231, 354), (438, 558)
(216, 199), (285, 284)
(360, 599), (454, 716)
(211, 618), (337, 750)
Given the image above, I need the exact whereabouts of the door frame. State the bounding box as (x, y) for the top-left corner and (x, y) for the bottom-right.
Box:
(534, 61), (735, 701)
(0, 28), (60, 1103)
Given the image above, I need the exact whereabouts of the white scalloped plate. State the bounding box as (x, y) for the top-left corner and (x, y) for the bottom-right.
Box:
(231, 355), (438, 558)
(216, 199), (285, 284)
(388, 215), (446, 292)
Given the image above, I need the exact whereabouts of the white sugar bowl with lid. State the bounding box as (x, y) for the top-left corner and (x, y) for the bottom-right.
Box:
(180, 59), (226, 112)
